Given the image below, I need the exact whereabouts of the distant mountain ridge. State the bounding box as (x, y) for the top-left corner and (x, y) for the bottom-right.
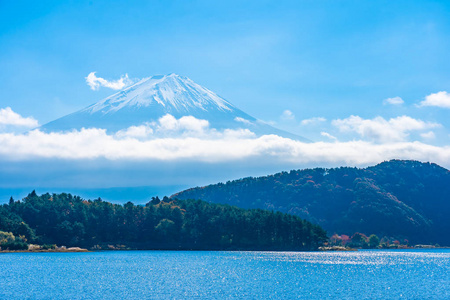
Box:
(172, 160), (450, 245)
(41, 73), (308, 141)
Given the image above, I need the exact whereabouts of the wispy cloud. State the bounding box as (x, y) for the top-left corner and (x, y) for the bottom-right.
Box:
(321, 131), (337, 141)
(301, 117), (326, 126)
(234, 117), (253, 125)
(419, 91), (450, 108)
(281, 110), (295, 120)
(332, 115), (440, 143)
(0, 107), (39, 129)
(383, 96), (404, 105)
(86, 72), (134, 91)
(420, 131), (435, 140)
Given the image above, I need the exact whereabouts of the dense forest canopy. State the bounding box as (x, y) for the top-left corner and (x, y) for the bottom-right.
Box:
(173, 160), (450, 246)
(0, 192), (327, 251)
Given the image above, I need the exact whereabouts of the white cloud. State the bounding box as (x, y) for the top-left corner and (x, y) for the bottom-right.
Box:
(419, 91), (450, 108)
(116, 124), (154, 139)
(332, 115), (440, 143)
(301, 117), (326, 126)
(0, 114), (448, 174)
(234, 117), (253, 125)
(222, 128), (256, 139)
(281, 110), (295, 120)
(86, 72), (134, 91)
(383, 96), (404, 105)
(0, 130), (449, 169)
(115, 114), (253, 140)
(321, 132), (337, 141)
(157, 114), (210, 135)
(420, 131), (435, 140)
(0, 107), (39, 129)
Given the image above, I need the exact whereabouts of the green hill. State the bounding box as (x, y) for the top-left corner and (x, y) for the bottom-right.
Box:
(0, 192), (326, 251)
(172, 160), (450, 246)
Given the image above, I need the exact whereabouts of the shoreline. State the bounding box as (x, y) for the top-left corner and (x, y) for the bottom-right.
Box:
(0, 247), (89, 253)
(2, 247), (449, 254)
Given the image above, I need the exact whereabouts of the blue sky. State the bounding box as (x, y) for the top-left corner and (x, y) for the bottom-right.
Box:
(1, 1), (449, 127)
(1, 0), (450, 200)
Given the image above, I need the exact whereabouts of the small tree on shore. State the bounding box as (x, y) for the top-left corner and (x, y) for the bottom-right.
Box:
(368, 234), (380, 248)
(0, 231), (15, 244)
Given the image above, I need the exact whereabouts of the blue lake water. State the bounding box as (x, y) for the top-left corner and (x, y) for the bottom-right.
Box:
(1, 249), (449, 299)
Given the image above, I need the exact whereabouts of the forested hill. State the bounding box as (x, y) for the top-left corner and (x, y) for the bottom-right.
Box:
(0, 192), (326, 251)
(172, 160), (450, 246)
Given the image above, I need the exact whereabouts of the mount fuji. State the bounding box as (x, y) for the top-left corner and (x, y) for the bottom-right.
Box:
(41, 73), (308, 141)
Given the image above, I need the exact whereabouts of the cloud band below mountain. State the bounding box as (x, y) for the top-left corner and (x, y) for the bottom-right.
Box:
(0, 111), (449, 190)
(0, 127), (449, 169)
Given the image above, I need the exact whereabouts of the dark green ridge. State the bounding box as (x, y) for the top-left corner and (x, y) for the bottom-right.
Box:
(172, 160), (450, 246)
(0, 192), (326, 251)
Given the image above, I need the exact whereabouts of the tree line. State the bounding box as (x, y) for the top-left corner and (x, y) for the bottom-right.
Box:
(0, 191), (327, 251)
(173, 160), (450, 246)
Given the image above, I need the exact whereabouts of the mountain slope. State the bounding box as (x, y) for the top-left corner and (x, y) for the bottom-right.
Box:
(41, 74), (308, 141)
(172, 160), (450, 245)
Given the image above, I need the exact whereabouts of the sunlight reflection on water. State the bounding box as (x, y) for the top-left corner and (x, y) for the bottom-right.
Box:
(1, 249), (449, 299)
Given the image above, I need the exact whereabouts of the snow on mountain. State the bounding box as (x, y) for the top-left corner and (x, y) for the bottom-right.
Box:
(86, 74), (233, 114)
(41, 73), (308, 141)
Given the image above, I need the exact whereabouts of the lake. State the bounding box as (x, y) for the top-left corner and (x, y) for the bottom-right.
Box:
(1, 249), (448, 299)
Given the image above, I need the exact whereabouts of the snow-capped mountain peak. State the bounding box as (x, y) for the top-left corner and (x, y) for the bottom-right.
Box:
(40, 73), (309, 141)
(84, 73), (234, 115)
